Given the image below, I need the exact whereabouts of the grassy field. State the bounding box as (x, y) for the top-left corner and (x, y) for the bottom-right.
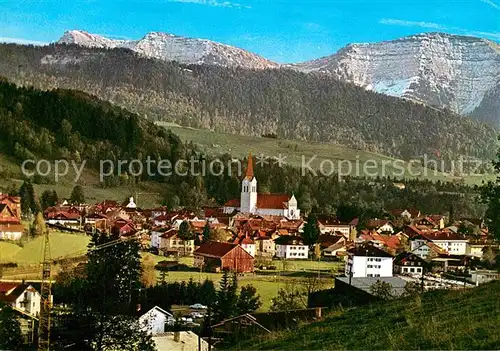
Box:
(160, 124), (494, 185)
(0, 232), (90, 265)
(233, 280), (500, 350)
(147, 254), (342, 311)
(0, 153), (166, 208)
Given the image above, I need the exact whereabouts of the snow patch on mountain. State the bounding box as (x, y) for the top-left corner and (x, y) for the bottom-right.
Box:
(293, 32), (500, 117)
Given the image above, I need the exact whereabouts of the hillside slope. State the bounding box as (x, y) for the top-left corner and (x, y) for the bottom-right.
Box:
(292, 33), (500, 122)
(0, 43), (497, 162)
(234, 281), (500, 350)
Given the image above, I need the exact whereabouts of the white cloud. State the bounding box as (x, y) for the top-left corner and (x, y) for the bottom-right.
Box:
(166, 0), (250, 8)
(480, 0), (500, 10)
(378, 19), (448, 31)
(379, 18), (500, 42)
(0, 37), (48, 46)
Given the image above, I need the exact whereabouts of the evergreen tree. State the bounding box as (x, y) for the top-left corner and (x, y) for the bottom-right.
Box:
(214, 271), (238, 321)
(178, 221), (194, 256)
(54, 230), (154, 350)
(19, 179), (37, 215)
(302, 213), (320, 247)
(0, 302), (23, 350)
(70, 185), (85, 204)
(236, 285), (262, 315)
(202, 222), (211, 242)
(482, 147), (500, 241)
(41, 189), (58, 210)
(30, 212), (48, 237)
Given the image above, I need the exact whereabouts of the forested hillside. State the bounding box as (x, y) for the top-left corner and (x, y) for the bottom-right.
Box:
(0, 79), (487, 218)
(0, 43), (497, 162)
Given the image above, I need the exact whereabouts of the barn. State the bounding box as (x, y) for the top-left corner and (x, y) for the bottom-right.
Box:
(194, 241), (255, 273)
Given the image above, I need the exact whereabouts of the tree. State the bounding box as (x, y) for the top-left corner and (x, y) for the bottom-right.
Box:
(41, 189), (58, 210)
(141, 255), (157, 288)
(0, 302), (23, 350)
(403, 281), (422, 297)
(19, 179), (38, 216)
(212, 228), (230, 242)
(370, 280), (395, 300)
(214, 271), (239, 321)
(178, 221), (194, 256)
(302, 213), (320, 247)
(481, 147), (500, 241)
(236, 285), (262, 315)
(30, 211), (47, 237)
(202, 222), (211, 242)
(70, 185), (85, 204)
(54, 230), (154, 350)
(270, 282), (305, 312)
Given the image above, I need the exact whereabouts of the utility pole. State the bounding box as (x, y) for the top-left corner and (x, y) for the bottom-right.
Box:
(37, 227), (52, 351)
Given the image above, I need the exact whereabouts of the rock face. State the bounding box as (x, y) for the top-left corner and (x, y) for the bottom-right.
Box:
(57, 30), (279, 70)
(293, 33), (500, 118)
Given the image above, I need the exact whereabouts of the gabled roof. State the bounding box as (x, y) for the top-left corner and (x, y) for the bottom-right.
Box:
(194, 241), (241, 258)
(347, 243), (393, 258)
(274, 235), (305, 246)
(140, 305), (173, 319)
(159, 229), (178, 239)
(394, 251), (428, 266)
(224, 199), (240, 207)
(256, 194), (290, 209)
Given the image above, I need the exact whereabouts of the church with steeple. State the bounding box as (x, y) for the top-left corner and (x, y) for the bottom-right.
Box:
(223, 155), (300, 219)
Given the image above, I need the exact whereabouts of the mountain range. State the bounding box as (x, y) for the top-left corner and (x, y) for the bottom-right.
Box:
(57, 30), (500, 124)
(0, 41), (496, 164)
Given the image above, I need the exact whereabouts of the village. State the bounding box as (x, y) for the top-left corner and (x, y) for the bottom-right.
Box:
(0, 156), (499, 349)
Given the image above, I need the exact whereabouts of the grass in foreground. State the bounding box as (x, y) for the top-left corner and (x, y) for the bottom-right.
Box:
(232, 280), (500, 350)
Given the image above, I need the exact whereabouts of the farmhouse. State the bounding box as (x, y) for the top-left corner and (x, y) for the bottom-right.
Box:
(393, 251), (428, 275)
(0, 203), (24, 240)
(223, 155), (300, 219)
(194, 241), (255, 272)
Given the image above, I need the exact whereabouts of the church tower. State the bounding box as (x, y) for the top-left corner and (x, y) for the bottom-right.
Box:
(240, 153), (258, 214)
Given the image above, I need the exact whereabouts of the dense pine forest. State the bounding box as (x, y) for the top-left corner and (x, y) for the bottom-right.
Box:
(0, 43), (497, 163)
(0, 80), (487, 218)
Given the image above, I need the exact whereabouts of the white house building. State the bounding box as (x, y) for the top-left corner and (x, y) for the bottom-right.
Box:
(275, 235), (309, 259)
(410, 232), (468, 256)
(0, 283), (42, 317)
(223, 155), (300, 220)
(345, 244), (394, 278)
(140, 306), (174, 335)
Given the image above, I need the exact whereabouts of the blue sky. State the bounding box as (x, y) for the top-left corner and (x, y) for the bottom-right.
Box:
(1, 0), (499, 63)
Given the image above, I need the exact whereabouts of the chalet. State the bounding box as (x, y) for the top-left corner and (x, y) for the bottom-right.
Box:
(159, 229), (195, 255)
(316, 215), (353, 237)
(233, 234), (256, 257)
(148, 206), (168, 219)
(222, 156), (300, 219)
(0, 204), (24, 240)
(345, 244), (394, 278)
(194, 241), (255, 272)
(275, 235), (309, 259)
(366, 219), (394, 234)
(84, 212), (108, 225)
(319, 234), (351, 257)
(390, 209), (421, 219)
(393, 252), (428, 275)
(139, 306), (174, 335)
(0, 194), (21, 219)
(358, 231), (402, 253)
(411, 241), (447, 259)
(0, 283), (41, 317)
(410, 232), (469, 255)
